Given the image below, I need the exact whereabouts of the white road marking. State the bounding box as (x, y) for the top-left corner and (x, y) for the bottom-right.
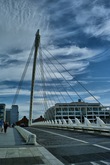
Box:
(100, 160), (110, 165)
(32, 128), (89, 144)
(31, 127), (110, 153)
(90, 162), (100, 165)
(93, 144), (110, 151)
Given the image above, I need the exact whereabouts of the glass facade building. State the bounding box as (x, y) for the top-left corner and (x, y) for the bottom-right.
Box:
(10, 105), (19, 125)
(0, 104), (6, 127)
(44, 100), (110, 123)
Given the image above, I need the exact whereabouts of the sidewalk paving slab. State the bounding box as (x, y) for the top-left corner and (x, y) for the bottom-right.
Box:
(0, 127), (64, 165)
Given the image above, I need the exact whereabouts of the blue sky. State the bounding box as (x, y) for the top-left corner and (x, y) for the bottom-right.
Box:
(0, 0), (110, 119)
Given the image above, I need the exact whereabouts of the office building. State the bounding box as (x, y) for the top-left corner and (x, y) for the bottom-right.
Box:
(6, 108), (10, 124)
(0, 104), (6, 126)
(6, 105), (19, 125)
(44, 100), (110, 123)
(10, 105), (19, 125)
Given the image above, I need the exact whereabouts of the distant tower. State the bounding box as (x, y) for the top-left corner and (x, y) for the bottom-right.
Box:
(10, 105), (19, 125)
(0, 104), (6, 124)
(6, 108), (10, 124)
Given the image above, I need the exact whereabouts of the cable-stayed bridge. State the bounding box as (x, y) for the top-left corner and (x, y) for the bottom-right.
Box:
(12, 30), (110, 130)
(2, 30), (110, 165)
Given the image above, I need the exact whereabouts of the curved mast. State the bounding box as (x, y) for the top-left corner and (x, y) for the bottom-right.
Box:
(29, 29), (40, 125)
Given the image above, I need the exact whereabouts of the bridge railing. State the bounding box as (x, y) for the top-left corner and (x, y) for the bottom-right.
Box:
(31, 117), (110, 135)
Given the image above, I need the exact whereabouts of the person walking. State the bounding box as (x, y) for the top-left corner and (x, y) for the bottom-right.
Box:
(4, 122), (8, 133)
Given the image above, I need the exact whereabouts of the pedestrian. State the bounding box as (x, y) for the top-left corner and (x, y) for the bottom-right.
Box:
(4, 122), (8, 133)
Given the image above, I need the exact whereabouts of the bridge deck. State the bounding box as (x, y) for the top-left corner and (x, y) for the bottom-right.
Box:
(0, 127), (63, 165)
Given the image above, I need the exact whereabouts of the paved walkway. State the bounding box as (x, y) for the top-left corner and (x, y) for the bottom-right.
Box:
(0, 127), (64, 165)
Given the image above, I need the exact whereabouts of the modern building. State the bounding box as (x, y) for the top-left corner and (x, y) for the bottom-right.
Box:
(6, 108), (10, 124)
(0, 104), (6, 126)
(6, 105), (19, 125)
(44, 100), (110, 123)
(10, 105), (19, 125)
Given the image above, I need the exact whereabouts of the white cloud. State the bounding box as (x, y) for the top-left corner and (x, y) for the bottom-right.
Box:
(0, 0), (110, 118)
(0, 0), (50, 51)
(47, 45), (101, 61)
(75, 4), (110, 40)
(85, 96), (100, 101)
(43, 45), (101, 78)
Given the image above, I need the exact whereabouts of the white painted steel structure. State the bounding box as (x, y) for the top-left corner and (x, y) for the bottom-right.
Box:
(31, 117), (110, 135)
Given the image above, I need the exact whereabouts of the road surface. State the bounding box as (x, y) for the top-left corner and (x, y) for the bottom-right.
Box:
(26, 126), (110, 165)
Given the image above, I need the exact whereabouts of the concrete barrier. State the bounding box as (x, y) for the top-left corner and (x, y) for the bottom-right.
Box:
(15, 126), (36, 145)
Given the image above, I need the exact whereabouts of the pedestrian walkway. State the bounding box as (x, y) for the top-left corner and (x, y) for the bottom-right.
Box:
(0, 127), (64, 165)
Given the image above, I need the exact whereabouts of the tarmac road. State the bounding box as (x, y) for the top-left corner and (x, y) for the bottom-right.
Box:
(26, 126), (110, 165)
